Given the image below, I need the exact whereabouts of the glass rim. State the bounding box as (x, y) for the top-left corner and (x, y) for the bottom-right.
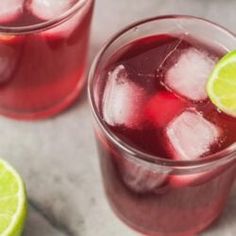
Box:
(0, 0), (89, 34)
(88, 14), (236, 169)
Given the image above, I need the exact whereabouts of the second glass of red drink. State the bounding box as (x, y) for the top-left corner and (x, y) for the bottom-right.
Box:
(0, 0), (94, 119)
(88, 16), (236, 236)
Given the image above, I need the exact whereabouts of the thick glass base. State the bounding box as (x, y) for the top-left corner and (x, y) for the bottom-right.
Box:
(109, 198), (223, 236)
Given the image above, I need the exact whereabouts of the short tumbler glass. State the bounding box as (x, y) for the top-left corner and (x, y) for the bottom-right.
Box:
(0, 0), (94, 119)
(88, 16), (236, 236)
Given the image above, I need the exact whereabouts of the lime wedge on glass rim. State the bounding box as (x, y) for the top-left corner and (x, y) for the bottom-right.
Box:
(0, 159), (27, 236)
(207, 50), (236, 117)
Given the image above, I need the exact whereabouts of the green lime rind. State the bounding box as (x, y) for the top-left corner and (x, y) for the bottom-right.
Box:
(207, 50), (236, 117)
(0, 159), (27, 236)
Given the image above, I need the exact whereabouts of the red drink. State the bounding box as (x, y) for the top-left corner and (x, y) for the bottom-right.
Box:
(89, 16), (236, 236)
(0, 0), (94, 119)
(103, 35), (236, 161)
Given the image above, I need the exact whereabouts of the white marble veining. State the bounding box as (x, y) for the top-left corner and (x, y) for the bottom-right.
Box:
(0, 0), (236, 235)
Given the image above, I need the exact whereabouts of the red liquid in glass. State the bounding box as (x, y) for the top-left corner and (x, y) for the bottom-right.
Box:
(0, 0), (94, 119)
(97, 35), (236, 235)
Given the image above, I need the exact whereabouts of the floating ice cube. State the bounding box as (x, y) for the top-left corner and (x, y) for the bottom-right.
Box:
(164, 48), (217, 102)
(118, 156), (169, 193)
(103, 65), (146, 129)
(0, 0), (24, 23)
(166, 109), (220, 161)
(28, 0), (75, 20)
(30, 0), (90, 38)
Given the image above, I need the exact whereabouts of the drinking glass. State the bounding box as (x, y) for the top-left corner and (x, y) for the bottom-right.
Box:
(88, 15), (236, 236)
(0, 0), (94, 119)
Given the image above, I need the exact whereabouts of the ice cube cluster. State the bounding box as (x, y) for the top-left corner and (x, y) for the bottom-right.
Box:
(100, 33), (222, 189)
(159, 47), (220, 163)
(103, 47), (220, 163)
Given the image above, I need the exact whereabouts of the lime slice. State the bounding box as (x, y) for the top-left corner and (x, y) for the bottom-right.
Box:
(207, 50), (236, 117)
(0, 159), (27, 236)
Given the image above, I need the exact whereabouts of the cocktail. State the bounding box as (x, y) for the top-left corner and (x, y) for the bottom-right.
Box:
(0, 0), (94, 119)
(88, 16), (236, 235)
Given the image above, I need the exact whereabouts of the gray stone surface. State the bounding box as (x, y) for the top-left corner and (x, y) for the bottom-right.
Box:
(24, 206), (66, 236)
(1, 0), (236, 235)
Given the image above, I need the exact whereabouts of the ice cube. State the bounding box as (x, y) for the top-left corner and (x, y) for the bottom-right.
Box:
(118, 156), (169, 194)
(34, 0), (90, 38)
(0, 0), (24, 23)
(166, 109), (221, 187)
(164, 48), (216, 102)
(28, 0), (75, 20)
(146, 91), (186, 128)
(166, 109), (220, 161)
(103, 65), (146, 129)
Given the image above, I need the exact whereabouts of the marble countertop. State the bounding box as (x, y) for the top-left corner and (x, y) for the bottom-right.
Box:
(1, 0), (236, 235)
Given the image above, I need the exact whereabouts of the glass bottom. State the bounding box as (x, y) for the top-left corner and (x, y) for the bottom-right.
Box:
(106, 188), (224, 236)
(0, 75), (86, 120)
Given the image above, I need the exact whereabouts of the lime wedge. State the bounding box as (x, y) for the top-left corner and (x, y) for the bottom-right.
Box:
(207, 50), (236, 117)
(0, 159), (27, 236)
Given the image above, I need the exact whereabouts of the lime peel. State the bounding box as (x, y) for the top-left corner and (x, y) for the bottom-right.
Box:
(0, 159), (27, 236)
(207, 50), (236, 117)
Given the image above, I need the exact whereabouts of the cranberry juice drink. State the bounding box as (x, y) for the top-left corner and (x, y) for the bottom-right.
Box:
(89, 16), (236, 236)
(0, 0), (94, 119)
